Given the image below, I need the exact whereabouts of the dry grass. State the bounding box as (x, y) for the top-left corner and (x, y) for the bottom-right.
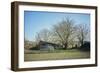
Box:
(24, 49), (90, 61)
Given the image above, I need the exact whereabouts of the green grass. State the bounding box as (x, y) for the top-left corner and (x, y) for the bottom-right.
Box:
(24, 49), (90, 61)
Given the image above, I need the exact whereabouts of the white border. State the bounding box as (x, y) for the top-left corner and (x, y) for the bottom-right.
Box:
(18, 5), (96, 68)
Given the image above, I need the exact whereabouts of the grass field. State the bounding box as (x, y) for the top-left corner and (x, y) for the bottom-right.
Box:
(24, 49), (90, 61)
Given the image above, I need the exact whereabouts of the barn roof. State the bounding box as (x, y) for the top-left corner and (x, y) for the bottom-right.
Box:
(39, 41), (62, 46)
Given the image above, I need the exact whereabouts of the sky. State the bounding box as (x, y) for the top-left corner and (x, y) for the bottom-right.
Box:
(24, 11), (90, 41)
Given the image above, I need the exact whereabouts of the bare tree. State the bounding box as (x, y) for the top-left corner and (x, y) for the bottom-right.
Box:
(24, 38), (33, 49)
(76, 24), (89, 46)
(35, 29), (51, 42)
(35, 32), (41, 43)
(53, 18), (75, 49)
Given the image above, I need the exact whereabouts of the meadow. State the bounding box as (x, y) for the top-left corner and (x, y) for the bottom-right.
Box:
(24, 49), (90, 61)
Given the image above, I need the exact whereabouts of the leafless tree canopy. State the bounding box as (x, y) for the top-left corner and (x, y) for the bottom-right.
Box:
(53, 18), (76, 49)
(76, 24), (89, 46)
(35, 29), (51, 42)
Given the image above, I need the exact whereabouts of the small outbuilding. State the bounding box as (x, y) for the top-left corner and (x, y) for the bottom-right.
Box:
(37, 41), (63, 51)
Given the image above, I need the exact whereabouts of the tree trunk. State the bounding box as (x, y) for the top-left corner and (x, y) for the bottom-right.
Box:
(81, 39), (84, 46)
(63, 43), (68, 50)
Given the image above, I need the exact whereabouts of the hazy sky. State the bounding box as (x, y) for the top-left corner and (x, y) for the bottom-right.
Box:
(24, 11), (90, 41)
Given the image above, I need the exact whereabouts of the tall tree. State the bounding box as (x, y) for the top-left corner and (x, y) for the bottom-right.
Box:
(35, 29), (51, 42)
(76, 24), (89, 46)
(53, 18), (75, 49)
